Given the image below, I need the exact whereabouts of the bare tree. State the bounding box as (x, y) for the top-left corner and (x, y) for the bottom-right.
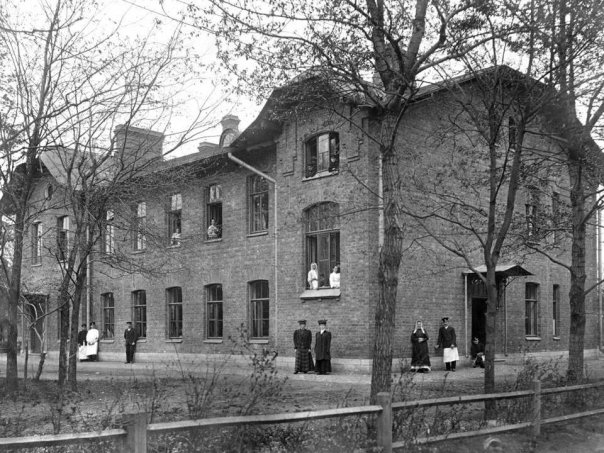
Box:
(0, 0), (217, 389)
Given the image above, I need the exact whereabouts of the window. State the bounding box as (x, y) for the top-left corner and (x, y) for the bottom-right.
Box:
(206, 184), (222, 240)
(552, 192), (561, 243)
(248, 175), (269, 233)
(32, 222), (42, 264)
(553, 284), (560, 337)
(57, 216), (69, 261)
(206, 284), (223, 339)
(132, 290), (147, 338)
(166, 287), (183, 339)
(167, 194), (182, 246)
(526, 202), (537, 239)
(525, 283), (539, 336)
(508, 117), (517, 149)
(305, 202), (340, 288)
(305, 132), (339, 177)
(133, 202), (146, 251)
(250, 280), (269, 338)
(103, 210), (115, 254)
(101, 293), (115, 339)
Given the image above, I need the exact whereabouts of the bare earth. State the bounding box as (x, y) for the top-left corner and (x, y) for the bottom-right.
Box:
(1, 355), (604, 452)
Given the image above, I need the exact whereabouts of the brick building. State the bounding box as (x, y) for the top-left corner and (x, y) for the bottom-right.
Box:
(14, 70), (603, 371)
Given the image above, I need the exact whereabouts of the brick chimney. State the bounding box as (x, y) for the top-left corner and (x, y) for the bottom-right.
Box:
(219, 114), (240, 147)
(113, 125), (164, 170)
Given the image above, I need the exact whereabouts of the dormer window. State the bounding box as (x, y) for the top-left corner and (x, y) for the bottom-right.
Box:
(305, 132), (339, 178)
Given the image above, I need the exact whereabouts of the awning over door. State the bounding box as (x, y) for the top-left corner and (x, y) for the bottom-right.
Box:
(462, 264), (532, 278)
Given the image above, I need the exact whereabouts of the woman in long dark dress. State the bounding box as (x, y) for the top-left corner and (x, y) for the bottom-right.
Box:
(410, 320), (431, 372)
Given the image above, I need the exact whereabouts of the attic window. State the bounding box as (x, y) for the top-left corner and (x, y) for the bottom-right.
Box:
(45, 184), (53, 200)
(305, 132), (339, 178)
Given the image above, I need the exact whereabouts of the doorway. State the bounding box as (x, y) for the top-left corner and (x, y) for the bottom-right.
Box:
(471, 297), (487, 344)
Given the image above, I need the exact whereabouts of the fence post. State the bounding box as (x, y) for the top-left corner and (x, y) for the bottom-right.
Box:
(377, 392), (392, 453)
(123, 412), (147, 453)
(532, 379), (541, 438)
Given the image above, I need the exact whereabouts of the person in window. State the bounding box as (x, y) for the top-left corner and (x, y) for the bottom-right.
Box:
(434, 317), (458, 371)
(207, 218), (221, 239)
(410, 320), (431, 373)
(328, 153), (339, 172)
(470, 337), (485, 368)
(314, 319), (332, 375)
(329, 265), (340, 288)
(86, 322), (100, 362)
(77, 324), (88, 361)
(293, 320), (313, 374)
(307, 262), (319, 289)
(171, 228), (181, 246)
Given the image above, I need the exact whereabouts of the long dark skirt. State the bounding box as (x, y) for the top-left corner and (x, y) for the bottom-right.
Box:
(411, 342), (431, 372)
(315, 359), (331, 374)
(295, 349), (314, 373)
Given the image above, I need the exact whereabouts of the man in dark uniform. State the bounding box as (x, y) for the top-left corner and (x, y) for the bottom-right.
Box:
(293, 320), (313, 374)
(314, 319), (332, 375)
(77, 324), (88, 361)
(124, 321), (139, 364)
(435, 317), (459, 371)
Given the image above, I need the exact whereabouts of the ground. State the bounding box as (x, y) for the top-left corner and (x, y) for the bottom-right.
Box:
(1, 355), (604, 452)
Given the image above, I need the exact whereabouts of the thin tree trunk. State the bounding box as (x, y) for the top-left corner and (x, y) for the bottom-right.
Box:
(68, 266), (87, 389)
(484, 269), (499, 418)
(567, 157), (587, 383)
(370, 146), (403, 404)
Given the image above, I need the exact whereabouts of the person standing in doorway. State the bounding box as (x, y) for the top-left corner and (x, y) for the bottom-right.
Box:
(410, 320), (431, 372)
(435, 317), (459, 371)
(86, 322), (99, 361)
(307, 263), (319, 289)
(293, 320), (313, 374)
(471, 337), (485, 368)
(124, 321), (139, 364)
(314, 319), (332, 375)
(77, 324), (88, 362)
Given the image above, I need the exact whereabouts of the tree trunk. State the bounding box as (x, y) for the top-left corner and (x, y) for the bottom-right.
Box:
(34, 352), (46, 381)
(484, 269), (499, 418)
(370, 146), (403, 404)
(68, 266), (87, 390)
(567, 156), (587, 383)
(57, 275), (73, 387)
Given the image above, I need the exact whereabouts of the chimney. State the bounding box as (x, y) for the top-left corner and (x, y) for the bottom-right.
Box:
(113, 125), (164, 170)
(219, 114), (240, 147)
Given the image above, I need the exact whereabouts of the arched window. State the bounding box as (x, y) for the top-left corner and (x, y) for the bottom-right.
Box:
(305, 132), (339, 177)
(305, 202), (340, 288)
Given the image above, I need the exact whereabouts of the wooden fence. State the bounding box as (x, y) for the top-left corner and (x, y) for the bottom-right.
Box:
(1, 380), (604, 452)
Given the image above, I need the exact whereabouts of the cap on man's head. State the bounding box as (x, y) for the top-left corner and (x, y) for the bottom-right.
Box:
(442, 317), (449, 322)
(298, 320), (306, 324)
(318, 319), (327, 325)
(126, 321), (132, 325)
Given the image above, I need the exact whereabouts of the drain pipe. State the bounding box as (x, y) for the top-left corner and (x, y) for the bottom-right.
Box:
(227, 152), (278, 344)
(599, 204), (603, 352)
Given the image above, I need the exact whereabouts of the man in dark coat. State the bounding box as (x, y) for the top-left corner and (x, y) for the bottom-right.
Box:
(435, 317), (459, 371)
(77, 324), (88, 361)
(314, 319), (332, 375)
(293, 320), (313, 374)
(124, 321), (139, 364)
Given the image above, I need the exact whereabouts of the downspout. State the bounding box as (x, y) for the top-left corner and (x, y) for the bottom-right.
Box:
(226, 152), (278, 346)
(86, 226), (91, 327)
(464, 274), (468, 358)
(599, 203), (603, 352)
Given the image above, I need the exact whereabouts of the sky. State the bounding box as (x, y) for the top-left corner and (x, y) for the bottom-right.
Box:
(102, 0), (261, 156)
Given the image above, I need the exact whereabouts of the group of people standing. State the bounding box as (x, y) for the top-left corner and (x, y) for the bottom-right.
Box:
(410, 317), (485, 372)
(293, 319), (332, 375)
(77, 321), (140, 364)
(307, 263), (340, 289)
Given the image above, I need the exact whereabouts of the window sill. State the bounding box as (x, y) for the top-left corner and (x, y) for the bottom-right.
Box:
(165, 338), (183, 343)
(300, 288), (340, 301)
(525, 336), (541, 341)
(247, 231), (268, 238)
(31, 263), (42, 267)
(131, 250), (146, 255)
(205, 238), (222, 243)
(100, 339), (115, 343)
(303, 170), (339, 181)
(204, 339), (223, 344)
(137, 339), (147, 343)
(553, 336), (561, 341)
(249, 339), (269, 344)
(167, 244), (181, 249)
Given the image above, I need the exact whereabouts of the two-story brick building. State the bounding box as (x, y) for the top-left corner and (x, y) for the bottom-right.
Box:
(15, 70), (603, 371)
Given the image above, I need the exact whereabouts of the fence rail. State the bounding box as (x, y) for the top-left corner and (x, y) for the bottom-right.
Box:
(1, 380), (603, 452)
